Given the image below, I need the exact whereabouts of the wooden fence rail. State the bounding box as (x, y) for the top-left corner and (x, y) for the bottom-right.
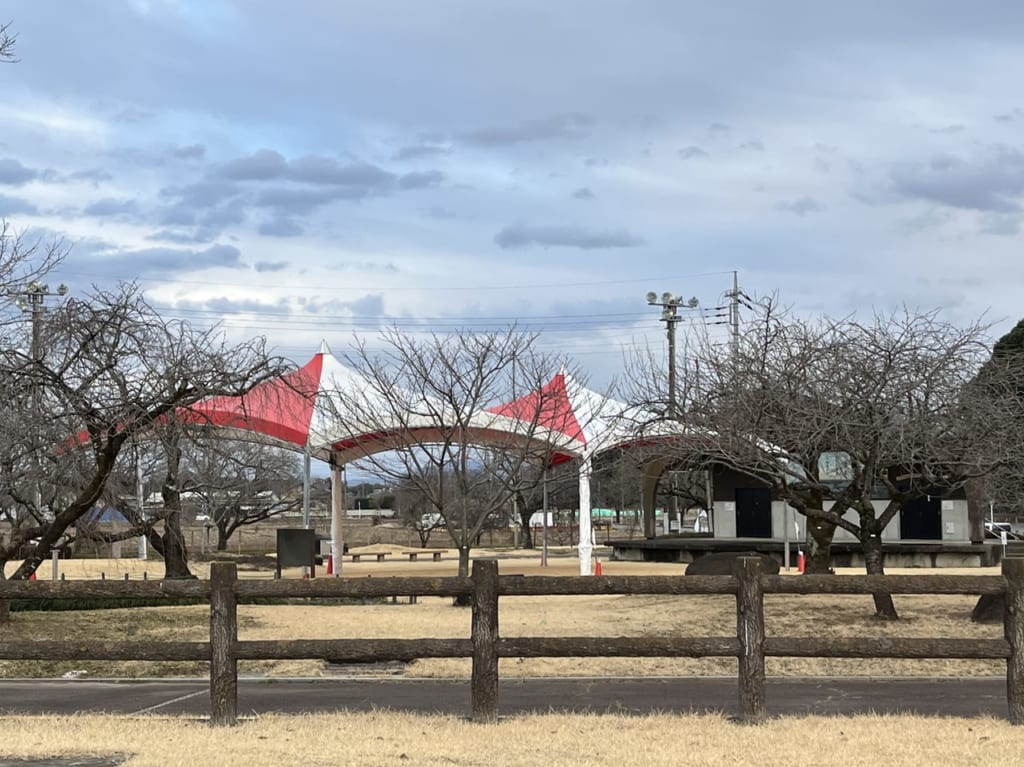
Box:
(0, 557), (1022, 725)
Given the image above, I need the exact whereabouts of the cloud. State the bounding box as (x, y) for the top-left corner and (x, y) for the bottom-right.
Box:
(0, 194), (39, 216)
(145, 229), (217, 245)
(393, 143), (452, 160)
(776, 196), (822, 216)
(84, 243), (244, 280)
(0, 158), (38, 186)
(708, 122), (730, 135)
(740, 141), (765, 152)
(217, 149), (289, 180)
(253, 260), (290, 272)
(69, 168), (114, 184)
(172, 144), (206, 160)
(258, 216), (304, 237)
(458, 113), (594, 147)
(572, 187), (595, 200)
(888, 147), (1024, 212)
(678, 146), (708, 160)
(398, 170), (445, 190)
(424, 205), (456, 219)
(494, 223), (644, 250)
(930, 124), (965, 134)
(979, 212), (1022, 236)
(83, 198), (138, 217)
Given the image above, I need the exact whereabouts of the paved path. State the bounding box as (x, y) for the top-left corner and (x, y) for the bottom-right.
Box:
(0, 677), (1010, 719)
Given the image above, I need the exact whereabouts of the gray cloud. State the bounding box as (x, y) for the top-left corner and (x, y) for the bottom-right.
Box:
(740, 141), (765, 152)
(679, 146), (708, 160)
(81, 243), (245, 280)
(0, 158), (38, 186)
(398, 170), (445, 190)
(424, 205), (456, 219)
(254, 260), (290, 272)
(145, 229), (217, 245)
(572, 187), (595, 200)
(458, 113), (594, 147)
(258, 216), (304, 237)
(888, 147), (1024, 212)
(979, 212), (1022, 236)
(83, 198), (138, 217)
(708, 122), (730, 135)
(0, 194), (39, 216)
(776, 196), (822, 216)
(494, 223), (644, 250)
(930, 124), (965, 134)
(393, 143), (452, 160)
(172, 144), (206, 160)
(218, 149), (289, 180)
(69, 168), (114, 184)
(289, 156), (394, 188)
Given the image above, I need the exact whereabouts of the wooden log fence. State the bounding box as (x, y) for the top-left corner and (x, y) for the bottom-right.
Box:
(0, 557), (1021, 726)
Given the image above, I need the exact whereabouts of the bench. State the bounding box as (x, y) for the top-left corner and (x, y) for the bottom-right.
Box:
(405, 550), (445, 562)
(349, 552), (390, 563)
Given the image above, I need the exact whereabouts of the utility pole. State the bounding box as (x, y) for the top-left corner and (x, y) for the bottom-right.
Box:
(15, 281), (68, 515)
(725, 271), (741, 357)
(646, 291), (698, 418)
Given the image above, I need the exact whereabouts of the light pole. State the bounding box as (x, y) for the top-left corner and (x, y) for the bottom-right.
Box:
(646, 291), (698, 418)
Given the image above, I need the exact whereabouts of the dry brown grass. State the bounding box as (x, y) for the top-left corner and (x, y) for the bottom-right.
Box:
(0, 552), (1006, 679)
(1, 712), (1023, 766)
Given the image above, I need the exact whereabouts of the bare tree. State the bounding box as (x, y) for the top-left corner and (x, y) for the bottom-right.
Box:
(625, 300), (1022, 618)
(0, 283), (286, 599)
(1, 21), (18, 63)
(327, 326), (582, 582)
(394, 474), (445, 548)
(181, 434), (303, 551)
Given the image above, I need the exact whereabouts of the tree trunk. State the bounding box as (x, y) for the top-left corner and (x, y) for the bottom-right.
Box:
(453, 545), (472, 606)
(862, 529), (898, 619)
(152, 437), (194, 578)
(805, 515), (836, 574)
(216, 525), (230, 552)
(160, 509), (193, 578)
(518, 509), (534, 549)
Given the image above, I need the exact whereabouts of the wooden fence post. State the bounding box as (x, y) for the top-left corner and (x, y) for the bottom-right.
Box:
(734, 556), (766, 723)
(1004, 557), (1024, 724)
(210, 561), (238, 726)
(471, 559), (499, 722)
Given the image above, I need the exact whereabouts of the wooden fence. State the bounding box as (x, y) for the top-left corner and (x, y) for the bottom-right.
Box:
(1, 557), (1022, 726)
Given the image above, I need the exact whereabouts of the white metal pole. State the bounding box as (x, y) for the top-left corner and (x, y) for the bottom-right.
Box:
(302, 446), (311, 529)
(136, 456), (147, 560)
(331, 464), (345, 575)
(783, 503), (791, 572)
(578, 454), (593, 576)
(542, 469), (549, 567)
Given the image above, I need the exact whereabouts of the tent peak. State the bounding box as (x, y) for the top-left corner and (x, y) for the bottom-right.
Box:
(318, 339), (332, 355)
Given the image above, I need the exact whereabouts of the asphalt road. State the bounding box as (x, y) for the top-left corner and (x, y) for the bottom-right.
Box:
(0, 676), (1011, 720)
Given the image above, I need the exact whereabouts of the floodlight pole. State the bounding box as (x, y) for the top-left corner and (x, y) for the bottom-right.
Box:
(646, 291), (698, 419)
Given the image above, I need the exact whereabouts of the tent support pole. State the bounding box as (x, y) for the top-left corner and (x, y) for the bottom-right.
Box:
(541, 469), (549, 568)
(331, 463), (345, 575)
(302, 446), (311, 529)
(578, 454), (593, 576)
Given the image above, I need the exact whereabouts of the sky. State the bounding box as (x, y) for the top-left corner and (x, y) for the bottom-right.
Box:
(3, 1), (1024, 392)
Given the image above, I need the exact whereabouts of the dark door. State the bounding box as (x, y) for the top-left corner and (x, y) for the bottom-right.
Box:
(899, 495), (942, 540)
(735, 487), (772, 538)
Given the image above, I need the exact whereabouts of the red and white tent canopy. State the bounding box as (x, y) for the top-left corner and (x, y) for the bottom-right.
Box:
(487, 370), (638, 463)
(180, 341), (365, 459)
